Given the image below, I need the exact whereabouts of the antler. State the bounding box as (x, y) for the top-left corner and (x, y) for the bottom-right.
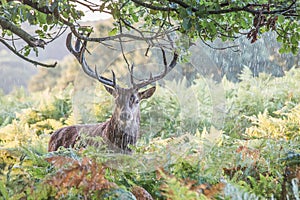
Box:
(66, 33), (116, 88)
(131, 48), (179, 89)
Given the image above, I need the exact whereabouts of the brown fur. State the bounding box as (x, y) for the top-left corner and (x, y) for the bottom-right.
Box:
(48, 87), (156, 153)
(48, 123), (106, 152)
(48, 118), (138, 153)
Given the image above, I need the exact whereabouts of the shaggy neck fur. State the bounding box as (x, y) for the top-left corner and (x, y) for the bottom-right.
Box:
(105, 111), (140, 152)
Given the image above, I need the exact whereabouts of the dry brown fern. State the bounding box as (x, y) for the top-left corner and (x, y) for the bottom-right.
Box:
(46, 156), (116, 198)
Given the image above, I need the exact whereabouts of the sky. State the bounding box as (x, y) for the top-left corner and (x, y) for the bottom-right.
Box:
(77, 3), (112, 21)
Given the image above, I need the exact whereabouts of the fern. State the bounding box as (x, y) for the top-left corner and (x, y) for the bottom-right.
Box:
(224, 67), (300, 137)
(223, 182), (261, 200)
(246, 104), (300, 140)
(1, 68), (300, 199)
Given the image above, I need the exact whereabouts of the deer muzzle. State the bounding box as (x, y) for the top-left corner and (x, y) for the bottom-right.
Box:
(120, 111), (133, 122)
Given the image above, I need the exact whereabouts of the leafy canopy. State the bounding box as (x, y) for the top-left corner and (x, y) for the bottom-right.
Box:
(0, 0), (299, 67)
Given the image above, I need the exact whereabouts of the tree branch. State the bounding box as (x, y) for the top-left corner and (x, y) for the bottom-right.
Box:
(0, 16), (46, 48)
(133, 0), (297, 16)
(131, 0), (173, 11)
(21, 0), (53, 14)
(199, 36), (239, 51)
(68, 25), (177, 45)
(0, 38), (57, 68)
(208, 1), (297, 15)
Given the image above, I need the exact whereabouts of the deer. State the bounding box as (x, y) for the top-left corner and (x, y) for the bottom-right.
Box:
(48, 33), (178, 153)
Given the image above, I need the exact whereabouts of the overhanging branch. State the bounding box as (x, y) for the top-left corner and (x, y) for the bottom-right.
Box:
(0, 38), (57, 68)
(68, 24), (179, 45)
(21, 0), (53, 14)
(131, 0), (173, 11)
(133, 0), (298, 16)
(0, 16), (46, 48)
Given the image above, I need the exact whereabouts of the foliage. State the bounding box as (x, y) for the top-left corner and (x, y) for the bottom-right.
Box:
(46, 156), (118, 199)
(224, 67), (300, 138)
(0, 0), (299, 68)
(1, 68), (300, 199)
(246, 104), (300, 140)
(0, 88), (31, 128)
(0, 86), (72, 148)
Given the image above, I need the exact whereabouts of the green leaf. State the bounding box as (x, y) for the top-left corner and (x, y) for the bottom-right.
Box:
(99, 2), (106, 12)
(0, 181), (8, 199)
(23, 46), (30, 56)
(37, 13), (46, 24)
(1, 0), (7, 5)
(43, 24), (48, 32)
(109, 27), (118, 36)
(277, 15), (285, 23)
(182, 18), (191, 30)
(207, 23), (217, 35)
(186, 8), (193, 16)
(62, 11), (69, 19)
(278, 46), (287, 54)
(291, 46), (298, 55)
(276, 35), (283, 43)
(290, 35), (298, 45)
(132, 14), (138, 22)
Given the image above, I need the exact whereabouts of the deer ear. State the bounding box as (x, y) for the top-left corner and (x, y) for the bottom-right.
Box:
(104, 86), (115, 96)
(139, 86), (156, 100)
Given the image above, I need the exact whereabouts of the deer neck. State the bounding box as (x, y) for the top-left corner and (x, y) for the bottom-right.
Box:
(106, 110), (140, 152)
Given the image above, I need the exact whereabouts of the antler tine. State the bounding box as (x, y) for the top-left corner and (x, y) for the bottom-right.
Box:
(66, 33), (80, 58)
(129, 63), (136, 88)
(94, 67), (117, 87)
(66, 33), (116, 88)
(134, 48), (179, 89)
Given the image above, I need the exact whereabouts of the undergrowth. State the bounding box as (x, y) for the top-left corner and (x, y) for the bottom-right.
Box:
(0, 67), (299, 199)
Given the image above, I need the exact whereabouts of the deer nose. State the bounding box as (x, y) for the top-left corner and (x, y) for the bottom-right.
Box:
(120, 112), (132, 121)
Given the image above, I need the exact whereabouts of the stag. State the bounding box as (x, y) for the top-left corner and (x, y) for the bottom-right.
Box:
(48, 33), (178, 153)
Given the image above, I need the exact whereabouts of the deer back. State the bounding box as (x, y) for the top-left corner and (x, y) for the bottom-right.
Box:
(48, 123), (107, 152)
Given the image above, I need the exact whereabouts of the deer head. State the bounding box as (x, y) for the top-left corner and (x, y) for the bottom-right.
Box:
(61, 33), (178, 152)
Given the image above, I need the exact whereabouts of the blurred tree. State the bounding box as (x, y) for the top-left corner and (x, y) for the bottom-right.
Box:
(0, 49), (36, 93)
(28, 56), (80, 92)
(205, 32), (300, 82)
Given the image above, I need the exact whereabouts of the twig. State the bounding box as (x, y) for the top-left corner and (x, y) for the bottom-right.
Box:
(199, 36), (240, 52)
(0, 38), (57, 67)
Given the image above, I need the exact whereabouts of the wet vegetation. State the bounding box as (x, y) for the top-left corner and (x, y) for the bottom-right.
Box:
(1, 64), (300, 199)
